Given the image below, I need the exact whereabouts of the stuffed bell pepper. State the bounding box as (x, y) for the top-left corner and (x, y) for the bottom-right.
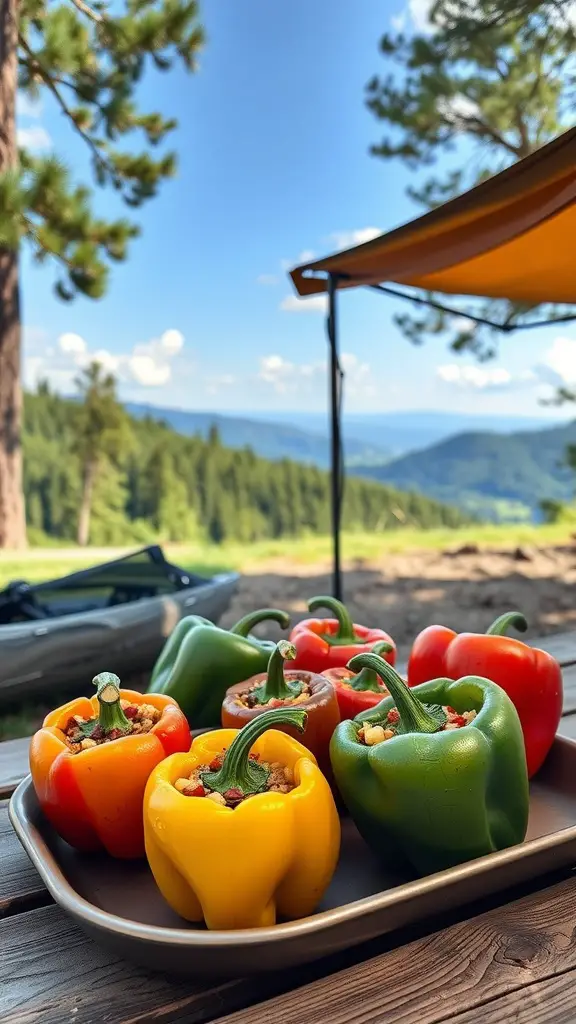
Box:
(221, 639), (340, 773)
(289, 596), (396, 674)
(144, 706), (341, 929)
(330, 652), (529, 876)
(29, 672), (191, 858)
(322, 641), (396, 720)
(147, 608), (291, 727)
(407, 612), (562, 776)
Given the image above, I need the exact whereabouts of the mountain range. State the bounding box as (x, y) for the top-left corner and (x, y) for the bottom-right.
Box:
(125, 403), (391, 467)
(125, 402), (576, 522)
(352, 421), (576, 521)
(126, 402), (563, 468)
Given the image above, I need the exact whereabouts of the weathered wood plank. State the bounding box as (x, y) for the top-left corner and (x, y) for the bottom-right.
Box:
(0, 800), (49, 918)
(209, 874), (576, 1024)
(3, 871), (576, 1024)
(0, 738), (29, 799)
(558, 711), (576, 740)
(530, 631), (576, 667)
(432, 970), (576, 1024)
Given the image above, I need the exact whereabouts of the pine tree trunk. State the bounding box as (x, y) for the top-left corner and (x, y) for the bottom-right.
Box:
(77, 460), (96, 546)
(0, 0), (26, 549)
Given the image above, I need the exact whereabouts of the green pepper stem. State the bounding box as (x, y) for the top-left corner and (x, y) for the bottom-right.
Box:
(348, 642), (394, 693)
(255, 640), (300, 702)
(201, 707), (308, 796)
(92, 672), (131, 734)
(308, 596), (355, 640)
(347, 654), (445, 733)
(486, 612), (528, 637)
(229, 608), (291, 637)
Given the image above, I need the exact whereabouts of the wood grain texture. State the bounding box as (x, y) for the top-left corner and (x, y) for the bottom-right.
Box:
(2, 872), (576, 1024)
(209, 874), (576, 1024)
(0, 903), (304, 1024)
(530, 632), (576, 668)
(0, 800), (49, 918)
(0, 737), (29, 798)
(437, 970), (576, 1024)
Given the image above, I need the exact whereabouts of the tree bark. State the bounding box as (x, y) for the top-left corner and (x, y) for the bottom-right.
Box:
(77, 460), (96, 546)
(0, 0), (26, 549)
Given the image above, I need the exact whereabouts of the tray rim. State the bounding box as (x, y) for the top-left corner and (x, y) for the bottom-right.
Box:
(10, 734), (576, 950)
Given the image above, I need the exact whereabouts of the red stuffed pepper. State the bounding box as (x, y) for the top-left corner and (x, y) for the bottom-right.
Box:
(322, 641), (395, 720)
(29, 672), (191, 858)
(407, 612), (562, 777)
(221, 640), (340, 775)
(289, 596), (396, 674)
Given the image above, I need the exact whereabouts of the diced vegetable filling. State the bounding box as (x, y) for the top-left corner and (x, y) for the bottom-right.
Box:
(64, 700), (161, 752)
(239, 682), (311, 710)
(173, 750), (295, 806)
(358, 705), (477, 746)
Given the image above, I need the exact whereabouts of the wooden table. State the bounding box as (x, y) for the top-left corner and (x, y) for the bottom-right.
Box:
(3, 631), (576, 1024)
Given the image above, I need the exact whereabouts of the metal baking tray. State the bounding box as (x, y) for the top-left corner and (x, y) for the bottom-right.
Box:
(10, 735), (576, 978)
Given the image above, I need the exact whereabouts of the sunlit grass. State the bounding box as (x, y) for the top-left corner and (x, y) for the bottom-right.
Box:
(0, 522), (573, 587)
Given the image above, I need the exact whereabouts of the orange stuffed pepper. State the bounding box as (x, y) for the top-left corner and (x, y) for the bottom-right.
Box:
(29, 671), (191, 858)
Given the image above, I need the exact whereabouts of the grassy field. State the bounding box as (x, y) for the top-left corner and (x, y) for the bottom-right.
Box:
(0, 522), (573, 586)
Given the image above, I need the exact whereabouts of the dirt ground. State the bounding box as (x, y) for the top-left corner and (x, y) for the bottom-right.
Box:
(220, 541), (576, 664)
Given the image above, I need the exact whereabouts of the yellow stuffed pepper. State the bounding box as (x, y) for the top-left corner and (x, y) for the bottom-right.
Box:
(144, 707), (340, 929)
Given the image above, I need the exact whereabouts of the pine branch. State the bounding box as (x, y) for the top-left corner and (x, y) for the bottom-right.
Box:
(18, 34), (121, 186)
(67, 0), (103, 23)
(22, 215), (93, 278)
(462, 114), (523, 157)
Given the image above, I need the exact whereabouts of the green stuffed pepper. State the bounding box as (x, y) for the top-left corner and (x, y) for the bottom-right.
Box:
(330, 652), (529, 876)
(147, 609), (291, 727)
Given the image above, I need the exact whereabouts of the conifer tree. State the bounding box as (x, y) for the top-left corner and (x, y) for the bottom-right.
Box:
(0, 0), (203, 547)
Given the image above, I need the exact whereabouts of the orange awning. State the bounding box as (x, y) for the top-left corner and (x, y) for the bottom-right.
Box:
(290, 127), (576, 306)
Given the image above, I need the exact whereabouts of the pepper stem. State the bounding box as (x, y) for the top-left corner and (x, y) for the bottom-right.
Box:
(229, 608), (291, 637)
(486, 612), (528, 637)
(250, 641), (303, 704)
(308, 596), (355, 641)
(200, 707), (308, 796)
(92, 672), (131, 734)
(347, 654), (446, 733)
(348, 642), (394, 693)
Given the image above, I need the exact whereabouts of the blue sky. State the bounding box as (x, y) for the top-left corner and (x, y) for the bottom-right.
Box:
(18, 0), (576, 420)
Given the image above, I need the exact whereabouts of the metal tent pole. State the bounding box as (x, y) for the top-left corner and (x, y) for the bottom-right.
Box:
(326, 273), (343, 601)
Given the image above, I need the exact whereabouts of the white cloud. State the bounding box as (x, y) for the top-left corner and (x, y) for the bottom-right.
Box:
(258, 354), (325, 392)
(58, 332), (87, 356)
(436, 334), (576, 397)
(17, 126), (51, 151)
(328, 227), (381, 251)
(535, 337), (576, 387)
(437, 94), (481, 130)
(129, 354), (170, 386)
(437, 364), (515, 389)
(256, 274), (279, 286)
(451, 316), (476, 334)
(158, 329), (184, 355)
(26, 328), (186, 392)
(408, 0), (434, 31)
(92, 349), (120, 373)
(281, 249), (317, 272)
(257, 351), (374, 398)
(391, 11), (407, 29)
(280, 294), (328, 314)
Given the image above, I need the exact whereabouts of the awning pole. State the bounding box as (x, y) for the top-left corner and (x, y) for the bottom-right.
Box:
(326, 273), (342, 601)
